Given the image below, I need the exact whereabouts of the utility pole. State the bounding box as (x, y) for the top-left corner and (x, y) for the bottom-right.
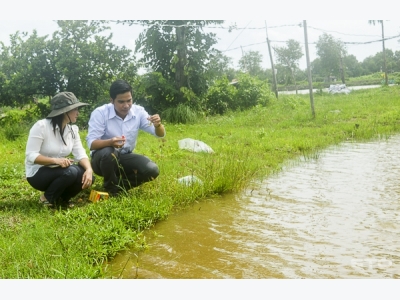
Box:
(240, 46), (247, 72)
(303, 20), (315, 118)
(265, 21), (278, 99)
(381, 21), (388, 85)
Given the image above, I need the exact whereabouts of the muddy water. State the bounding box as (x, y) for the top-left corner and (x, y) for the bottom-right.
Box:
(108, 136), (400, 278)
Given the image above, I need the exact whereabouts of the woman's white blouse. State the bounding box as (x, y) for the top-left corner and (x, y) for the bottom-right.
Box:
(25, 118), (88, 177)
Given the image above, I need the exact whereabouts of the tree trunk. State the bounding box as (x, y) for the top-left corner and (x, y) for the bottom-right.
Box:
(175, 25), (188, 102)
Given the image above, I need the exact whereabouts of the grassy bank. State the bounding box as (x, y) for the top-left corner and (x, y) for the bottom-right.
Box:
(1, 85), (400, 278)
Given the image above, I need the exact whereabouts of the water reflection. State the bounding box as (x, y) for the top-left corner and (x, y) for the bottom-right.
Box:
(107, 136), (400, 278)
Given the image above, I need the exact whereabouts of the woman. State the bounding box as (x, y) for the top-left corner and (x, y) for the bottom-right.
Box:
(25, 92), (94, 207)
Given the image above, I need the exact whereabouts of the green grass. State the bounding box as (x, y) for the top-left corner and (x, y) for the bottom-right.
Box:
(1, 85), (400, 278)
(279, 72), (399, 91)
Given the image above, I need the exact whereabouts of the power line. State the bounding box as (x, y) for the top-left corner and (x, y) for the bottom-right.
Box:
(225, 21), (252, 51)
(109, 20), (400, 54)
(222, 41), (267, 52)
(343, 34), (400, 44)
(230, 33), (400, 51)
(307, 26), (381, 38)
(111, 20), (398, 41)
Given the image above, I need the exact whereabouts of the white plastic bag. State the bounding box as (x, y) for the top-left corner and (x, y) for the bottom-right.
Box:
(178, 138), (214, 153)
(328, 84), (351, 94)
(177, 175), (203, 186)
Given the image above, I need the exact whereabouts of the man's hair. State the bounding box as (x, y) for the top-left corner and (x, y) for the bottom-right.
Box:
(109, 79), (133, 100)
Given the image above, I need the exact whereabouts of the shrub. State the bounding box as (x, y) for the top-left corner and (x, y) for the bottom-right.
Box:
(162, 103), (199, 124)
(235, 73), (274, 109)
(205, 76), (237, 115)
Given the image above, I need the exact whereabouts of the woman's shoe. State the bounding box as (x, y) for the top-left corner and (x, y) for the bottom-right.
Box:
(39, 194), (53, 207)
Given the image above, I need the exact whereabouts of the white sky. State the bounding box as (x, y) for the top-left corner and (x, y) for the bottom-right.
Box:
(1, 2), (399, 71)
(1, 19), (399, 72)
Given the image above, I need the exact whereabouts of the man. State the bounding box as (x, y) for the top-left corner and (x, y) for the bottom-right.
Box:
(86, 79), (165, 196)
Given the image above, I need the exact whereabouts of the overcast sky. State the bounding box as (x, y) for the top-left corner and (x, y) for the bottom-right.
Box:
(1, 19), (399, 71)
(1, 0), (399, 72)
(1, 19), (400, 72)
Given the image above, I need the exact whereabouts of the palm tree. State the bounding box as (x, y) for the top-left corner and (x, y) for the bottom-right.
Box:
(368, 20), (388, 85)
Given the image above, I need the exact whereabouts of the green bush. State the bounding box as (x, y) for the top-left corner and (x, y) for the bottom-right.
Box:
(162, 103), (199, 124)
(3, 125), (28, 141)
(134, 72), (178, 114)
(235, 73), (274, 109)
(205, 76), (237, 115)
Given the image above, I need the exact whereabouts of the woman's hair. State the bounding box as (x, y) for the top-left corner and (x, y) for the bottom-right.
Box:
(48, 114), (68, 145)
(109, 79), (133, 100)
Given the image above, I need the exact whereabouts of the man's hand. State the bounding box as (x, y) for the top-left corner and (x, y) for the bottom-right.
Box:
(111, 136), (125, 148)
(147, 114), (162, 127)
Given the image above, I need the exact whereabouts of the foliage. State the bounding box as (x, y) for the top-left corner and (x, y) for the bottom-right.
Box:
(238, 50), (264, 78)
(315, 33), (347, 80)
(162, 103), (200, 124)
(131, 20), (224, 107)
(206, 52), (237, 82)
(273, 39), (303, 91)
(205, 73), (274, 115)
(393, 72), (400, 84)
(133, 71), (178, 114)
(342, 54), (363, 77)
(368, 20), (388, 85)
(48, 21), (136, 105)
(360, 49), (400, 75)
(234, 73), (274, 109)
(0, 21), (137, 108)
(0, 31), (54, 107)
(205, 76), (237, 115)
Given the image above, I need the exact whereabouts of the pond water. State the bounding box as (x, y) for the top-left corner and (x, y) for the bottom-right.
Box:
(107, 135), (400, 279)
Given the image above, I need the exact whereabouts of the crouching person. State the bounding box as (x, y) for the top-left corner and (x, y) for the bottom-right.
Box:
(25, 92), (95, 208)
(86, 79), (165, 196)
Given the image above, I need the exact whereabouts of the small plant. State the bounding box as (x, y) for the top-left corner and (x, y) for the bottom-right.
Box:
(162, 103), (199, 124)
(3, 123), (29, 141)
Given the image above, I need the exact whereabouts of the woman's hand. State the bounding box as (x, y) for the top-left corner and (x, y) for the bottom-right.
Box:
(55, 158), (74, 168)
(81, 168), (93, 189)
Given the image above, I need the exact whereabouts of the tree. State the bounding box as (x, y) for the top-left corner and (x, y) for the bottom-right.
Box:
(0, 30), (55, 106)
(274, 64), (291, 85)
(49, 20), (136, 105)
(126, 20), (224, 111)
(361, 49), (397, 77)
(273, 39), (303, 94)
(393, 50), (400, 73)
(238, 50), (264, 78)
(342, 54), (362, 78)
(0, 21), (136, 109)
(206, 52), (236, 82)
(315, 33), (347, 83)
(310, 57), (324, 81)
(368, 20), (388, 85)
